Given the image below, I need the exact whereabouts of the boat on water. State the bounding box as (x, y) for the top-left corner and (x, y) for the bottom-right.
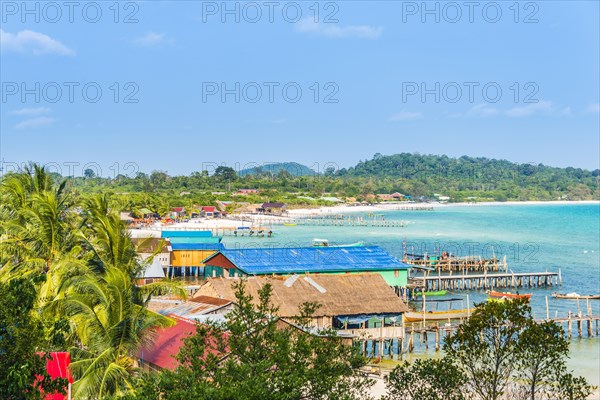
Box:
(422, 290), (447, 297)
(488, 290), (532, 301)
(403, 309), (475, 323)
(283, 223), (297, 227)
(552, 292), (600, 300)
(312, 239), (364, 247)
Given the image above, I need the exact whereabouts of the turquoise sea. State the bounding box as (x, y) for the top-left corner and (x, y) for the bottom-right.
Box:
(221, 203), (600, 385)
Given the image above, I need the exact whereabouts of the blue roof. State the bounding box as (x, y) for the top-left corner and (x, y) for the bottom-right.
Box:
(204, 246), (411, 275)
(171, 243), (224, 251)
(168, 237), (222, 244)
(161, 230), (214, 238)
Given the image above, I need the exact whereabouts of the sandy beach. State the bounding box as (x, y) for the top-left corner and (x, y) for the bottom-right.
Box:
(128, 200), (599, 238)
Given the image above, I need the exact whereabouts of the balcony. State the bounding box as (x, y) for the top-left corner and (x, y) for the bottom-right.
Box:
(339, 325), (404, 340)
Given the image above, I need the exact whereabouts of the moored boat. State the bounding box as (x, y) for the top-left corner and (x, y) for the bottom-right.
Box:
(403, 308), (475, 323)
(488, 290), (532, 300)
(422, 290), (447, 297)
(312, 239), (364, 247)
(552, 292), (600, 300)
(283, 223), (297, 227)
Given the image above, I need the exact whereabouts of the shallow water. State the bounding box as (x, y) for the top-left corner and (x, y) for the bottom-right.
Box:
(221, 203), (600, 384)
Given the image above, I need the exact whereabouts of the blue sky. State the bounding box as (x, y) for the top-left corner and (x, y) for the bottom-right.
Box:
(1, 0), (599, 177)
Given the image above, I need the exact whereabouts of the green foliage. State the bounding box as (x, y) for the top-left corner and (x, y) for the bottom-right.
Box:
(48, 153), (598, 204)
(1, 166), (184, 399)
(0, 278), (67, 400)
(129, 280), (373, 400)
(383, 358), (466, 400)
(443, 299), (591, 400)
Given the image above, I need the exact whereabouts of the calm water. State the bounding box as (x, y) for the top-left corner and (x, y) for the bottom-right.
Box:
(222, 203), (600, 384)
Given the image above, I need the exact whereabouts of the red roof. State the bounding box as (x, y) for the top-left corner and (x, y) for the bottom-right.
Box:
(139, 316), (196, 370)
(202, 206), (216, 212)
(139, 315), (227, 370)
(171, 207), (185, 212)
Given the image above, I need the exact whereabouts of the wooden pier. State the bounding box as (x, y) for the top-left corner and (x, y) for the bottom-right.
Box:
(415, 270), (561, 292)
(406, 255), (508, 273)
(353, 312), (599, 360)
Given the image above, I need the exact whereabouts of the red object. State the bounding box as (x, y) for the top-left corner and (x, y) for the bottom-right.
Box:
(37, 352), (72, 400)
(202, 206), (216, 212)
(489, 290), (532, 300)
(139, 315), (227, 370)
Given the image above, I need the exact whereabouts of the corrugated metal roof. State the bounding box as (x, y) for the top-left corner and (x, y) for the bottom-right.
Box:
(157, 298), (232, 318)
(205, 246), (410, 275)
(168, 237), (222, 244)
(171, 243), (224, 251)
(161, 230), (214, 238)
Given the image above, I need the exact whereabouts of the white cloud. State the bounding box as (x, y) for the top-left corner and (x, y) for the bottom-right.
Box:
(586, 103), (600, 113)
(10, 107), (51, 116)
(558, 107), (572, 116)
(0, 29), (74, 56)
(15, 117), (56, 130)
(466, 104), (499, 117)
(295, 18), (383, 39)
(133, 32), (168, 47)
(390, 111), (423, 121)
(505, 101), (554, 117)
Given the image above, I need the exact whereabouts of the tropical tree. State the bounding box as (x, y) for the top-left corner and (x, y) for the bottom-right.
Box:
(128, 280), (373, 400)
(0, 277), (67, 400)
(383, 358), (466, 400)
(47, 263), (176, 399)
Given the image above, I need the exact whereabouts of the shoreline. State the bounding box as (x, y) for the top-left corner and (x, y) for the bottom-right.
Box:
(286, 200), (600, 216)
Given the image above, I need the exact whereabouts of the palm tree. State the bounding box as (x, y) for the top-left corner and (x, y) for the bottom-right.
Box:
(49, 264), (175, 398)
(0, 165), (78, 281)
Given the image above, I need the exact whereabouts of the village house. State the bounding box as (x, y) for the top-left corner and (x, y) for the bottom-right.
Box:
(257, 202), (286, 215)
(161, 231), (224, 278)
(170, 207), (186, 219)
(201, 246), (411, 289)
(131, 237), (172, 270)
(196, 274), (409, 353)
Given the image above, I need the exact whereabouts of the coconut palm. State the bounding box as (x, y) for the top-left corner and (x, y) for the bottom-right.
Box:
(0, 165), (79, 281)
(50, 264), (175, 398)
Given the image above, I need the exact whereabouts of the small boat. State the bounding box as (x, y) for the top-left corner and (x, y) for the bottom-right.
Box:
(489, 290), (532, 301)
(422, 290), (447, 297)
(403, 309), (475, 323)
(283, 223), (297, 227)
(312, 239), (364, 248)
(552, 292), (600, 300)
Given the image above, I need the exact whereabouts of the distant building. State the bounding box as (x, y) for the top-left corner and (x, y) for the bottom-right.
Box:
(170, 207), (186, 219)
(132, 238), (171, 269)
(200, 206), (220, 218)
(257, 202), (286, 215)
(137, 257), (166, 285)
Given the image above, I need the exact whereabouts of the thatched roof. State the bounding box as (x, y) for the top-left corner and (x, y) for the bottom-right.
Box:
(196, 273), (408, 317)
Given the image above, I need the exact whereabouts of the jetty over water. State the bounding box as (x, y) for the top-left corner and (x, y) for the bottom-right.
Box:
(414, 270), (561, 292)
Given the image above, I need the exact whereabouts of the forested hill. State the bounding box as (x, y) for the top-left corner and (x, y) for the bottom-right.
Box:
(13, 153), (598, 203)
(335, 153), (599, 201)
(239, 162), (316, 177)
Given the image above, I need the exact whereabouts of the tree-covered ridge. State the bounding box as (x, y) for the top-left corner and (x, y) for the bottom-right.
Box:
(16, 152), (599, 203)
(338, 153), (599, 201)
(239, 162), (317, 177)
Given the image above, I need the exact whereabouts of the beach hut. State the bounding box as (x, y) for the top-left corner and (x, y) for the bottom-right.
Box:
(257, 202), (286, 215)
